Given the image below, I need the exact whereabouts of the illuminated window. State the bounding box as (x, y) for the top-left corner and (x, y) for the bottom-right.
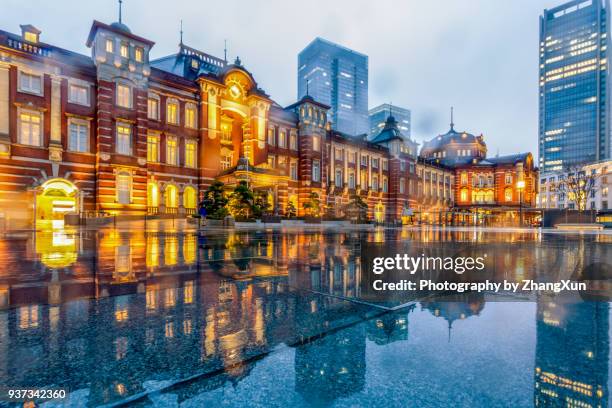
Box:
(166, 99), (179, 125)
(68, 120), (89, 152)
(146, 284), (158, 309)
(166, 137), (178, 165)
(116, 123), (131, 155)
(185, 140), (197, 168)
(279, 130), (287, 148)
(290, 132), (297, 150)
(105, 38), (114, 53)
(221, 122), (232, 142)
(461, 171), (468, 185)
(165, 184), (178, 209)
(135, 47), (144, 63)
(24, 31), (38, 43)
(116, 171), (132, 204)
(147, 182), (159, 208)
(312, 136), (320, 151)
(68, 84), (89, 105)
(505, 188), (513, 202)
(267, 128), (275, 145)
(185, 103), (197, 129)
(147, 134), (159, 162)
(505, 172), (512, 184)
(120, 43), (128, 58)
(461, 188), (468, 202)
(183, 186), (197, 209)
(19, 72), (42, 95)
(116, 83), (131, 108)
(18, 110), (42, 146)
(312, 159), (321, 182)
(115, 244), (132, 276)
(221, 152), (232, 170)
(400, 178), (405, 194)
(147, 94), (160, 120)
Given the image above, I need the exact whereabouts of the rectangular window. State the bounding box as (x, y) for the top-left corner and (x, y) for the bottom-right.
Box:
(372, 158), (379, 169)
(18, 110), (42, 146)
(400, 161), (406, 171)
(135, 47), (144, 62)
(221, 153), (232, 170)
(19, 72), (42, 95)
(290, 133), (297, 150)
(120, 43), (129, 58)
(312, 136), (320, 151)
(147, 134), (159, 162)
(185, 140), (197, 168)
(312, 159), (321, 182)
(348, 172), (355, 189)
(147, 96), (159, 120)
(116, 84), (131, 108)
(185, 104), (197, 129)
(268, 156), (276, 168)
(335, 169), (343, 188)
(116, 123), (131, 155)
(290, 162), (298, 180)
(166, 137), (178, 165)
(267, 128), (275, 146)
(383, 178), (388, 193)
(279, 130), (287, 148)
(68, 84), (89, 106)
(361, 155), (368, 166)
(505, 173), (512, 184)
(68, 120), (89, 152)
(372, 176), (379, 191)
(166, 100), (179, 125)
(382, 160), (388, 171)
(116, 173), (131, 204)
(221, 123), (232, 142)
(400, 178), (405, 194)
(105, 38), (114, 53)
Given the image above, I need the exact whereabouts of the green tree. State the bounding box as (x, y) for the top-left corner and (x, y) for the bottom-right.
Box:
(346, 195), (368, 222)
(228, 181), (255, 220)
(252, 190), (271, 218)
(303, 192), (321, 217)
(286, 200), (297, 218)
(201, 181), (229, 220)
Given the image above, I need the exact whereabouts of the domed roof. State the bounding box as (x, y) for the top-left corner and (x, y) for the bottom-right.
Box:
(423, 125), (485, 151)
(371, 115), (411, 144)
(110, 21), (131, 34)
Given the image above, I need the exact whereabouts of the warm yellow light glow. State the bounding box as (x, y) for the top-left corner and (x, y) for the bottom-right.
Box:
(517, 180), (526, 190)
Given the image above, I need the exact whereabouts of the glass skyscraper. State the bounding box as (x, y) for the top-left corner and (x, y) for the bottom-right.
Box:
(368, 103), (411, 139)
(298, 38), (368, 136)
(539, 0), (611, 172)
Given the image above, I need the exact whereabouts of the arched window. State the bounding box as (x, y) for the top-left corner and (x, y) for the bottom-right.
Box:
(147, 182), (159, 208)
(460, 188), (468, 202)
(165, 184), (178, 209)
(505, 188), (513, 202)
(183, 186), (197, 209)
(116, 171), (132, 204)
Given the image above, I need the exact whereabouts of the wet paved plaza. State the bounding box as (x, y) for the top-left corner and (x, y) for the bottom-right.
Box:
(0, 225), (610, 407)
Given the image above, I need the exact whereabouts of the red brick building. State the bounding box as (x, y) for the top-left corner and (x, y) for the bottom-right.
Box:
(0, 19), (430, 228)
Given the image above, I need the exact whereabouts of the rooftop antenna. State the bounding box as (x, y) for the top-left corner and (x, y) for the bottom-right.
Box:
(306, 79), (310, 96)
(179, 19), (183, 45)
(118, 0), (123, 24)
(450, 106), (454, 131)
(224, 39), (227, 63)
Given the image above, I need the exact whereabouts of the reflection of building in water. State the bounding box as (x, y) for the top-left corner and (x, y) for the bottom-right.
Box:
(366, 305), (415, 345)
(534, 297), (609, 408)
(420, 293), (485, 341)
(295, 324), (366, 405)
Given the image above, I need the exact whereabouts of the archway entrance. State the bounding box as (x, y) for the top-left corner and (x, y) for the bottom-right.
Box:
(36, 179), (78, 228)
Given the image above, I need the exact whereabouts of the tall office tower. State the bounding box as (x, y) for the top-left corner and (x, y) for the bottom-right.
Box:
(298, 37), (368, 136)
(539, 0), (611, 172)
(369, 103), (411, 139)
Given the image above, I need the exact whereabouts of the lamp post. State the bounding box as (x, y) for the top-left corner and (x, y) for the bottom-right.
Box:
(517, 180), (525, 227)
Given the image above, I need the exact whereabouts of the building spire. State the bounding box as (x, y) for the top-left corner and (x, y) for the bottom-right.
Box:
(450, 106), (454, 131)
(179, 19), (183, 45)
(118, 0), (123, 24)
(224, 39), (227, 63)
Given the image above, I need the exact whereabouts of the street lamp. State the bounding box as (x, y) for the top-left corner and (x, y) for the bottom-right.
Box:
(517, 180), (525, 227)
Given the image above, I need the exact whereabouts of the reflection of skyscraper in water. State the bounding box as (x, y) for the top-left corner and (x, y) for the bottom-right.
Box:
(295, 324), (366, 405)
(534, 297), (609, 407)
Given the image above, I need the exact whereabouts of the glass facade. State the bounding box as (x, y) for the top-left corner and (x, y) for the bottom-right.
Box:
(539, 0), (611, 172)
(298, 37), (368, 136)
(368, 103), (411, 139)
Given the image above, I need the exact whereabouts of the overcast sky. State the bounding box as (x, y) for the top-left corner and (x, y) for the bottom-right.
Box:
(2, 0), (567, 156)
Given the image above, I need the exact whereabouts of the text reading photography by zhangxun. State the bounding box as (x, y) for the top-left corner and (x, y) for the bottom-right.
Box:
(0, 0), (611, 407)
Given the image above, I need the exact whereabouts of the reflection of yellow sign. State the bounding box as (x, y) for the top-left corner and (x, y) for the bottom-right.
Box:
(36, 230), (78, 269)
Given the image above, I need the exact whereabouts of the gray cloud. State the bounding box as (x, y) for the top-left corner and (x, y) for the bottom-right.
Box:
(0, 0), (564, 158)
